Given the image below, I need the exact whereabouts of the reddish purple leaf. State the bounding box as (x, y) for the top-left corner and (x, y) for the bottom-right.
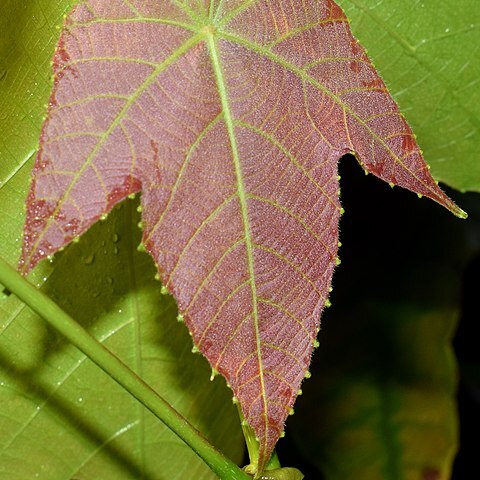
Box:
(20, 0), (465, 473)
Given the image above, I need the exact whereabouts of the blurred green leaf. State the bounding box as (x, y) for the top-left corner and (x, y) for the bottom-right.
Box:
(293, 303), (458, 480)
(338, 0), (480, 192)
(0, 199), (244, 479)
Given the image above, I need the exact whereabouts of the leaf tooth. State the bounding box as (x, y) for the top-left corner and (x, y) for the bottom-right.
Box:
(160, 285), (169, 295)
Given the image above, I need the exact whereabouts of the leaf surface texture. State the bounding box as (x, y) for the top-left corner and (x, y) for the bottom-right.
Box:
(20, 0), (464, 469)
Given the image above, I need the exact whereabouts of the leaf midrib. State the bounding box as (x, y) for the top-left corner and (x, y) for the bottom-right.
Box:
(206, 31), (269, 458)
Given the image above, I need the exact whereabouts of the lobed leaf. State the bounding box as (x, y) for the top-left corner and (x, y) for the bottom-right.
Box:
(338, 0), (480, 193)
(20, 0), (465, 471)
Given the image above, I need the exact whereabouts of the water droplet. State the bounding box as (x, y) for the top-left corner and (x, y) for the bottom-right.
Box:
(112, 233), (120, 243)
(83, 253), (95, 265)
(106, 276), (113, 285)
(113, 247), (119, 254)
(77, 397), (83, 403)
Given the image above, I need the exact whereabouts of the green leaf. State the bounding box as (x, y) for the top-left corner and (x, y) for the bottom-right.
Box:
(0, 199), (244, 479)
(337, 0), (480, 192)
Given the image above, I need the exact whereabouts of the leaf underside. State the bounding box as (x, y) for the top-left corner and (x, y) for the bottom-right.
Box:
(20, 0), (464, 471)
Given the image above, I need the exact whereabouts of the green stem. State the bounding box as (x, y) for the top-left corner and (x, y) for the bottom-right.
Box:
(0, 258), (249, 480)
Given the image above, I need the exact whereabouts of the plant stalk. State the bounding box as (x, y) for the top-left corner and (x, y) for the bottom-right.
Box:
(0, 257), (249, 480)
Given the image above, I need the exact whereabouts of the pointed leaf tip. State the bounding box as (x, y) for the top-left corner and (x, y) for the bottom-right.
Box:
(21, 0), (466, 471)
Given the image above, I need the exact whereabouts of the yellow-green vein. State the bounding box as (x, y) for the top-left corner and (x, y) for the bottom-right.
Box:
(218, 30), (467, 218)
(206, 31), (270, 462)
(25, 33), (203, 269)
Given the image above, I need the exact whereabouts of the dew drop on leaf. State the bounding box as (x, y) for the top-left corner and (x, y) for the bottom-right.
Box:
(83, 253), (95, 265)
